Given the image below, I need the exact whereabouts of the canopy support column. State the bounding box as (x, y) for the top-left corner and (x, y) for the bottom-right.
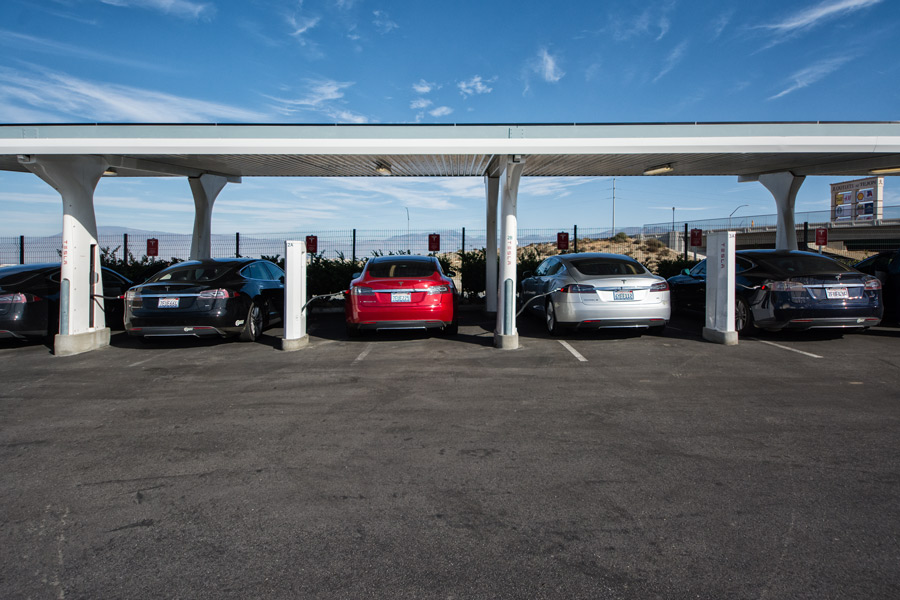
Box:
(484, 174), (499, 314)
(741, 172), (805, 251)
(19, 154), (109, 356)
(189, 174), (228, 260)
(494, 156), (525, 350)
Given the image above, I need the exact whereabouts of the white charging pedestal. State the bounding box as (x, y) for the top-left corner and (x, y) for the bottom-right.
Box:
(702, 231), (738, 346)
(281, 240), (309, 351)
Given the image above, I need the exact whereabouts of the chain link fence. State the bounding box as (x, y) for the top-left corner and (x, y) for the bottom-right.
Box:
(3, 205), (899, 269)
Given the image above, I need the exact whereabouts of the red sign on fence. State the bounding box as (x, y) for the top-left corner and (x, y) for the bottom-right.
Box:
(690, 228), (703, 247)
(557, 232), (569, 250)
(305, 235), (318, 253)
(146, 238), (158, 257)
(815, 228), (828, 246)
(428, 233), (440, 252)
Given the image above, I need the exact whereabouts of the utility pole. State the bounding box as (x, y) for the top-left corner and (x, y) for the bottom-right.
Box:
(612, 177), (616, 237)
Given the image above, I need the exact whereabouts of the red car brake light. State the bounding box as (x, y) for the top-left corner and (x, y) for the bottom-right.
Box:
(426, 285), (451, 295)
(198, 289), (239, 299)
(351, 286), (375, 296)
(560, 284), (594, 293)
(864, 278), (882, 290)
(650, 281), (669, 292)
(0, 292), (40, 303)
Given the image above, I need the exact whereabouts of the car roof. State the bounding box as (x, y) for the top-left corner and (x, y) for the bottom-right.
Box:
(367, 255), (435, 263)
(0, 262), (59, 274)
(166, 258), (256, 268)
(557, 252), (639, 262)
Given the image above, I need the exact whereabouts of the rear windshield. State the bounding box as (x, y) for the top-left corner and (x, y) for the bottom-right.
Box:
(367, 260), (437, 278)
(568, 258), (646, 276)
(0, 268), (49, 286)
(148, 265), (233, 283)
(753, 254), (853, 275)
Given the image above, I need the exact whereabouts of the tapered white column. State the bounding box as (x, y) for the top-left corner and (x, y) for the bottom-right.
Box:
(758, 172), (805, 251)
(494, 156), (525, 349)
(484, 174), (499, 314)
(189, 174), (228, 260)
(19, 155), (109, 356)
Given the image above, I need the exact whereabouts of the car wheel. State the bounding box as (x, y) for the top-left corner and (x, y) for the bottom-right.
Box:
(649, 323), (667, 336)
(735, 296), (757, 336)
(545, 300), (562, 335)
(346, 322), (361, 338)
(239, 301), (263, 342)
(442, 320), (459, 336)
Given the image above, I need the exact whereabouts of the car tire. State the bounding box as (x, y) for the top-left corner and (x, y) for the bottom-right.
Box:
(442, 319), (459, 336)
(545, 300), (562, 335)
(346, 323), (361, 338)
(735, 296), (757, 336)
(239, 301), (263, 342)
(649, 323), (667, 336)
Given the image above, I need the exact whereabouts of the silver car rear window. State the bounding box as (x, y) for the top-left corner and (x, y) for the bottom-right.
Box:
(568, 258), (646, 276)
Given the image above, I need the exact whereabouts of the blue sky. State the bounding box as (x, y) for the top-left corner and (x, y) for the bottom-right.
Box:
(0, 0), (898, 236)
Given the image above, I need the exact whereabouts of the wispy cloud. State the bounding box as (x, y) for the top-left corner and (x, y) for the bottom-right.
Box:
(535, 48), (564, 83)
(0, 67), (264, 122)
(760, 0), (882, 34)
(429, 106), (453, 117)
(768, 55), (853, 99)
(710, 11), (734, 39)
(410, 98), (432, 109)
(0, 30), (177, 72)
(99, 0), (215, 20)
(266, 79), (368, 123)
(458, 75), (494, 97)
(288, 14), (321, 39)
(610, 4), (677, 42)
(373, 10), (398, 34)
(653, 41), (688, 82)
(412, 79), (435, 94)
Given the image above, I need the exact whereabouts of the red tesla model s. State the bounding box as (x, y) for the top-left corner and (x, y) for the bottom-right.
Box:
(345, 255), (458, 336)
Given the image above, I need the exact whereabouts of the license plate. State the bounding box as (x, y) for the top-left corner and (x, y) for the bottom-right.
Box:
(825, 287), (848, 299)
(613, 291), (635, 301)
(158, 297), (179, 308)
(391, 293), (411, 303)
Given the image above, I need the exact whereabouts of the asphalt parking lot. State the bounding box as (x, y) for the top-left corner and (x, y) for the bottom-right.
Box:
(2, 311), (899, 599)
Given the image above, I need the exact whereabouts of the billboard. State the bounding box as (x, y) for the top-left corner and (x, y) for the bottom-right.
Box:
(830, 177), (883, 223)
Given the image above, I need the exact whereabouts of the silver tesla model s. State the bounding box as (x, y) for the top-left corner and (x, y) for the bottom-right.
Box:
(520, 252), (671, 335)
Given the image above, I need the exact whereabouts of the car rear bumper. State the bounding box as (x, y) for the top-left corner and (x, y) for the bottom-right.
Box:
(553, 296), (671, 328)
(756, 305), (883, 330)
(352, 320), (450, 331)
(126, 325), (236, 337)
(0, 328), (46, 340)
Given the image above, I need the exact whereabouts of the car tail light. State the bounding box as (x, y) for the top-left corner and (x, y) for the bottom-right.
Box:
(0, 292), (41, 304)
(351, 286), (374, 296)
(125, 289), (142, 308)
(864, 278), (882, 290)
(560, 284), (595, 293)
(650, 281), (669, 292)
(426, 285), (451, 295)
(199, 289), (239, 299)
(762, 280), (805, 292)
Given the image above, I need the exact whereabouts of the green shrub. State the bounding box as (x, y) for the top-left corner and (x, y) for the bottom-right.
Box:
(654, 258), (700, 278)
(99, 246), (180, 283)
(644, 237), (666, 252)
(613, 231), (629, 243)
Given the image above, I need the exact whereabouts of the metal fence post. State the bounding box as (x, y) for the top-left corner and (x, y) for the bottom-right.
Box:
(352, 228), (357, 263)
(19, 235), (25, 264)
(235, 232), (240, 258)
(683, 223), (689, 261)
(574, 225), (578, 253)
(123, 233), (128, 265)
(803, 221), (809, 250)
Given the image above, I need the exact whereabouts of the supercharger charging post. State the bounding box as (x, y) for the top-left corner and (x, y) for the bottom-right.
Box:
(281, 240), (309, 351)
(702, 231), (738, 345)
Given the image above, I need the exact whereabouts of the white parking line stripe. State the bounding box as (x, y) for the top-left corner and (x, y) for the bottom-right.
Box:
(558, 340), (588, 362)
(754, 339), (823, 359)
(128, 350), (176, 367)
(354, 343), (374, 362)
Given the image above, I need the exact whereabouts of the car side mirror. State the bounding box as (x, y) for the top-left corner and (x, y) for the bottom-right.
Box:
(279, 276), (285, 284)
(352, 272), (361, 279)
(446, 270), (457, 277)
(681, 268), (691, 276)
(522, 270), (533, 279)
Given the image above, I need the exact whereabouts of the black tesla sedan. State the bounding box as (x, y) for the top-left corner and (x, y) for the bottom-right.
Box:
(124, 258), (285, 342)
(853, 249), (900, 323)
(667, 250), (883, 335)
(0, 263), (132, 341)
